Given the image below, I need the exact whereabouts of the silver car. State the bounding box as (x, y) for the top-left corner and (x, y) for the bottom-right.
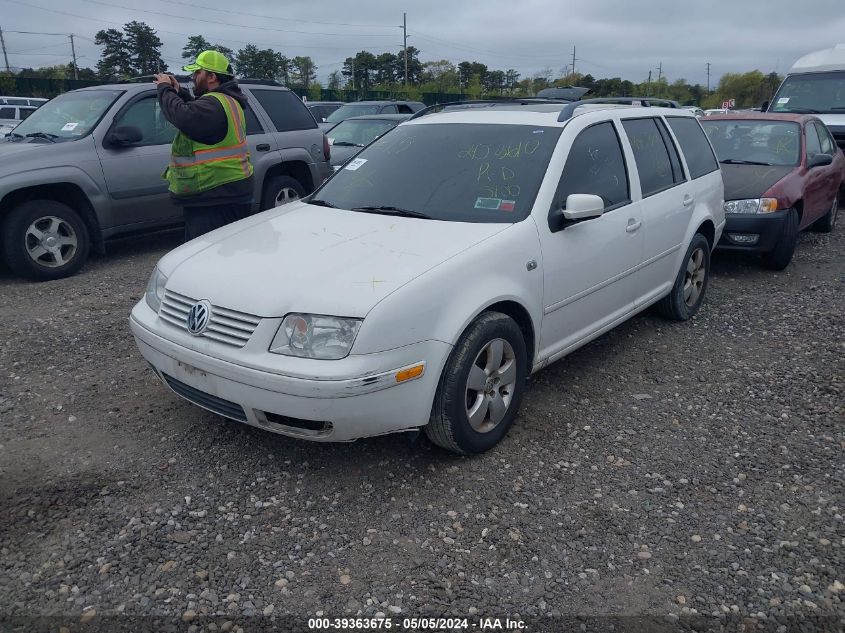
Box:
(0, 82), (332, 281)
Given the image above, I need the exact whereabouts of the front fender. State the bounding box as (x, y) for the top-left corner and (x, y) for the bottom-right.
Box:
(353, 220), (544, 362)
(0, 164), (109, 214)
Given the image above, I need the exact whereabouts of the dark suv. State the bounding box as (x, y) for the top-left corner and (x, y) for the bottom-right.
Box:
(0, 81), (332, 280)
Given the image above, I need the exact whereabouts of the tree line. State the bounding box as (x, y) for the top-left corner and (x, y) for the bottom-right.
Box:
(0, 20), (784, 108)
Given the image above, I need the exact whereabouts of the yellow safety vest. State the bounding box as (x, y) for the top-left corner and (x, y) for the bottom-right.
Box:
(164, 92), (253, 196)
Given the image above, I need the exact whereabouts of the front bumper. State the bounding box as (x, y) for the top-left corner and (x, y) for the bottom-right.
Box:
(715, 210), (787, 254)
(129, 302), (451, 442)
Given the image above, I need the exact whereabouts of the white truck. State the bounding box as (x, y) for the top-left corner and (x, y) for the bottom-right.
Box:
(767, 44), (845, 153)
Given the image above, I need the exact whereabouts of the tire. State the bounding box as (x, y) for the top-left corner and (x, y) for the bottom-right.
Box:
(260, 175), (307, 211)
(761, 207), (799, 270)
(1, 199), (90, 281)
(812, 194), (838, 233)
(425, 312), (528, 455)
(657, 233), (710, 321)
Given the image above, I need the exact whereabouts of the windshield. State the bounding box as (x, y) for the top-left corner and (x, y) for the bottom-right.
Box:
(701, 120), (800, 166)
(326, 104), (382, 123)
(311, 122), (562, 223)
(11, 89), (123, 141)
(328, 119), (399, 146)
(770, 71), (845, 114)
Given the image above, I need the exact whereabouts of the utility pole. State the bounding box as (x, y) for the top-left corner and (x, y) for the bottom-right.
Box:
(656, 61), (662, 97)
(571, 45), (576, 79)
(706, 62), (711, 94)
(69, 33), (78, 79)
(0, 26), (10, 74)
(646, 70), (652, 97)
(403, 12), (408, 88)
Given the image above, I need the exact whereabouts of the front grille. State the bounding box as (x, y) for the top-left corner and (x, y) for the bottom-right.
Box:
(162, 373), (247, 422)
(160, 290), (261, 347)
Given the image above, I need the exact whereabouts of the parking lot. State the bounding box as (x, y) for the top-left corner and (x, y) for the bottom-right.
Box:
(0, 216), (843, 630)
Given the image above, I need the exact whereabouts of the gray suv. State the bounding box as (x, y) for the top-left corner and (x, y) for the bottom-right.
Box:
(0, 82), (332, 281)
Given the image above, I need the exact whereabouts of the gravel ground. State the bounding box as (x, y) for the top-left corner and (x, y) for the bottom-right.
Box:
(0, 219), (843, 633)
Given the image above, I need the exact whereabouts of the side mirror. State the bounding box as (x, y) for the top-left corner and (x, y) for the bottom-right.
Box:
(105, 125), (143, 147)
(760, 100), (769, 112)
(549, 193), (606, 232)
(807, 153), (833, 169)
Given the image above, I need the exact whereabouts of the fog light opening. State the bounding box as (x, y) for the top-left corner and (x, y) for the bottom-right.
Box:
(728, 233), (759, 245)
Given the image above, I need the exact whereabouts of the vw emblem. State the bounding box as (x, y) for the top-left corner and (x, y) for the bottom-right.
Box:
(186, 300), (211, 335)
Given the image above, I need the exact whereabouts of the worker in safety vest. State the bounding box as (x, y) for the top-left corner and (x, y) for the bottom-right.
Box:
(154, 50), (254, 241)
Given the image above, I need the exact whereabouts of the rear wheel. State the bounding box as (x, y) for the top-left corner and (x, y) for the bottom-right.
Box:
(261, 175), (306, 210)
(762, 207), (799, 270)
(812, 194), (838, 233)
(1, 199), (90, 281)
(425, 312), (527, 454)
(657, 233), (710, 321)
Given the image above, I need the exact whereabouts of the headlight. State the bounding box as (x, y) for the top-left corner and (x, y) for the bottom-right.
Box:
(144, 267), (168, 313)
(270, 314), (363, 360)
(723, 198), (778, 214)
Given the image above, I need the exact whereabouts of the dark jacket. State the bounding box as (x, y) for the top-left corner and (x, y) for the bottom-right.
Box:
(157, 79), (254, 207)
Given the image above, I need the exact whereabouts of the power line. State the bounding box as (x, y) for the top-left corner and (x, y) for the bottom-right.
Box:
(163, 0), (396, 29)
(78, 0), (397, 37)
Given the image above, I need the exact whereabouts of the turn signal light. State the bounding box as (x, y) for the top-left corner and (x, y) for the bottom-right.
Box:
(759, 198), (779, 213)
(395, 364), (425, 383)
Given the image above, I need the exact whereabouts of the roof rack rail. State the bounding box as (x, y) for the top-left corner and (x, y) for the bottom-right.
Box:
(409, 98), (573, 121)
(556, 97), (681, 122)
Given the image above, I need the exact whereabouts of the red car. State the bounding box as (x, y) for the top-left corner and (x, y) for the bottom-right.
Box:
(701, 113), (844, 269)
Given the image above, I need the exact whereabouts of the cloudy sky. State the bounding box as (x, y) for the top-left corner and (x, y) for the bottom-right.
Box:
(2, 0), (844, 86)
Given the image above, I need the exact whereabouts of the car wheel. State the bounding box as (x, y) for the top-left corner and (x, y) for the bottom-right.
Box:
(657, 233), (710, 321)
(425, 312), (527, 455)
(761, 207), (799, 270)
(812, 194), (838, 233)
(1, 200), (90, 281)
(261, 175), (306, 210)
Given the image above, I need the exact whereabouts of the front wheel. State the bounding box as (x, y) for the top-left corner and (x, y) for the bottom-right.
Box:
(657, 233), (710, 321)
(261, 175), (306, 210)
(425, 312), (528, 455)
(1, 200), (90, 281)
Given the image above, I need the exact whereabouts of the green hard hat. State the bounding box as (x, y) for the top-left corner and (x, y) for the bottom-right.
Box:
(183, 50), (230, 74)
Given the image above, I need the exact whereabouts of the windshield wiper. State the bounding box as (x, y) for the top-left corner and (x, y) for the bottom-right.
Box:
(778, 107), (820, 114)
(351, 205), (432, 219)
(25, 132), (57, 143)
(307, 199), (337, 208)
(332, 141), (364, 147)
(720, 159), (774, 166)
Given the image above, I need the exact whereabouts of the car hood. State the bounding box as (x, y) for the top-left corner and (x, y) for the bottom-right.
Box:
(720, 164), (795, 200)
(0, 138), (60, 157)
(165, 202), (510, 318)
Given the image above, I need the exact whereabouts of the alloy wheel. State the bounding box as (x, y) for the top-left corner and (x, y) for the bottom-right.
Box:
(465, 338), (517, 433)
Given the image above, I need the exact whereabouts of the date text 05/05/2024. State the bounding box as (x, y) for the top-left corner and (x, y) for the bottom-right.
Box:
(307, 617), (527, 630)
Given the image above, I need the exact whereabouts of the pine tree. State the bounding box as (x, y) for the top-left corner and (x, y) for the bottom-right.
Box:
(94, 28), (131, 80)
(124, 21), (166, 75)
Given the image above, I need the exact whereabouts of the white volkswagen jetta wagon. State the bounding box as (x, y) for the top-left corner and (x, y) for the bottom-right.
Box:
(131, 101), (725, 454)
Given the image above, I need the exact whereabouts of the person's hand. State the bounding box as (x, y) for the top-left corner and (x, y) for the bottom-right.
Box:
(153, 73), (178, 90)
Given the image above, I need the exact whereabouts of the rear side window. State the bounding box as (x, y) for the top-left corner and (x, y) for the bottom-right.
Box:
(622, 118), (676, 196)
(0, 107), (14, 118)
(250, 89), (317, 132)
(380, 104), (398, 113)
(397, 104), (415, 114)
(19, 108), (36, 120)
(553, 121), (630, 210)
(655, 119), (685, 183)
(666, 117), (719, 179)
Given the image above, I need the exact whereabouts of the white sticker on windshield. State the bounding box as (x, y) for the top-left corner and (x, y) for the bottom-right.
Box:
(345, 158), (367, 171)
(61, 122), (79, 131)
(777, 97), (789, 104)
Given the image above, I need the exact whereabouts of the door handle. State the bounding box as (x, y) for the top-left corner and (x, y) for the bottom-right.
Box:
(683, 195), (695, 207)
(626, 219), (642, 233)
(256, 144), (271, 152)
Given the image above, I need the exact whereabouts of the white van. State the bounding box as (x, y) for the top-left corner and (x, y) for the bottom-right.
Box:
(767, 44), (845, 151)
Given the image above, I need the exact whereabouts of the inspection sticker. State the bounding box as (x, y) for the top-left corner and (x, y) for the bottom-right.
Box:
(777, 97), (790, 104)
(344, 158), (367, 171)
(61, 122), (79, 131)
